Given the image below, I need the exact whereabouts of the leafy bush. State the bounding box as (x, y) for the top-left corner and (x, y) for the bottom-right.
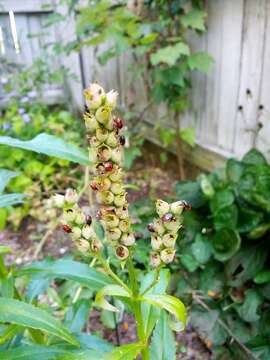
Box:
(174, 149), (270, 358)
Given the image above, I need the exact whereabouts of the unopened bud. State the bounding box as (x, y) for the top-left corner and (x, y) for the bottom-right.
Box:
(114, 193), (126, 207)
(119, 135), (126, 146)
(96, 105), (111, 125)
(147, 223), (155, 233)
(106, 89), (118, 109)
(121, 232), (135, 246)
(90, 182), (98, 191)
(96, 191), (114, 205)
(115, 245), (129, 260)
(106, 132), (119, 148)
(111, 148), (122, 164)
(65, 189), (78, 204)
(150, 252), (161, 268)
(91, 237), (103, 252)
(82, 225), (95, 240)
(111, 182), (123, 195)
(151, 234), (163, 250)
(113, 118), (123, 129)
(84, 83), (105, 110)
(104, 162), (113, 172)
(71, 227), (82, 240)
(161, 213), (174, 223)
(53, 194), (65, 208)
(107, 228), (122, 241)
(109, 168), (123, 182)
(63, 208), (76, 222)
(156, 200), (170, 217)
(96, 128), (109, 142)
(76, 238), (90, 252)
(162, 233), (177, 248)
(85, 215), (92, 225)
(160, 248), (176, 264)
(84, 113), (98, 132)
(119, 219), (130, 233)
(97, 145), (112, 162)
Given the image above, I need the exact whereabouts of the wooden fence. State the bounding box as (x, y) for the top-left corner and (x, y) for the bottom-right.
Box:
(0, 0), (270, 170)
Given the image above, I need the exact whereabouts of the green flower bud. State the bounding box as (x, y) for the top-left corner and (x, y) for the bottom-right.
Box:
(156, 200), (170, 217)
(53, 194), (65, 208)
(115, 206), (129, 219)
(106, 132), (118, 148)
(150, 252), (161, 268)
(119, 219), (130, 233)
(89, 148), (98, 163)
(106, 89), (118, 109)
(84, 113), (98, 132)
(153, 218), (165, 235)
(103, 214), (119, 229)
(170, 201), (185, 215)
(63, 208), (76, 222)
(96, 177), (111, 192)
(84, 83), (105, 110)
(97, 145), (112, 162)
(160, 248), (176, 264)
(89, 136), (99, 147)
(71, 227), (82, 240)
(76, 238), (90, 252)
(96, 105), (111, 125)
(75, 211), (85, 225)
(114, 193), (126, 207)
(111, 148), (122, 164)
(96, 191), (114, 205)
(82, 225), (95, 240)
(91, 237), (103, 252)
(65, 188), (78, 204)
(110, 182), (124, 195)
(96, 128), (109, 142)
(107, 228), (122, 241)
(115, 245), (129, 260)
(151, 234), (163, 250)
(121, 232), (135, 246)
(109, 168), (123, 182)
(162, 233), (177, 248)
(164, 217), (182, 233)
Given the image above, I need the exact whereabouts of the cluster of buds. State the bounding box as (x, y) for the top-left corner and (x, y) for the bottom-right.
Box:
(53, 189), (102, 254)
(83, 83), (135, 261)
(148, 200), (191, 267)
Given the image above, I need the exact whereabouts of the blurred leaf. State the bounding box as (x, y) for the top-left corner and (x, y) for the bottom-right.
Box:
(150, 311), (176, 360)
(95, 285), (131, 312)
(254, 270), (270, 284)
(247, 335), (270, 360)
(242, 149), (267, 166)
(180, 254), (199, 272)
(105, 342), (143, 360)
(159, 128), (176, 147)
(214, 205), (238, 231)
(0, 298), (79, 346)
(124, 147), (142, 170)
(0, 169), (19, 194)
(247, 223), (270, 239)
(199, 174), (215, 198)
(0, 133), (89, 165)
(180, 127), (195, 147)
(210, 189), (234, 213)
(236, 289), (263, 323)
(0, 194), (28, 208)
(187, 52), (213, 73)
(65, 300), (91, 333)
(151, 42), (190, 67)
(237, 207), (263, 233)
(212, 228), (241, 262)
(181, 9), (207, 31)
(199, 261), (224, 295)
(226, 159), (244, 183)
(191, 234), (212, 264)
(175, 181), (205, 208)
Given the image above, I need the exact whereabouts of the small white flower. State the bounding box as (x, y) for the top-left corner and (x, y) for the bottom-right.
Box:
(150, 252), (161, 268)
(84, 113), (98, 132)
(65, 189), (78, 205)
(164, 217), (182, 233)
(115, 206), (129, 219)
(162, 233), (177, 248)
(160, 248), (176, 264)
(106, 132), (119, 148)
(153, 218), (165, 236)
(53, 194), (65, 208)
(71, 227), (82, 240)
(96, 105), (111, 125)
(110, 182), (124, 195)
(114, 193), (126, 207)
(107, 228), (122, 241)
(156, 200), (170, 217)
(151, 234), (163, 250)
(84, 83), (105, 110)
(121, 232), (135, 246)
(82, 225), (95, 240)
(106, 90), (118, 109)
(119, 219), (130, 233)
(76, 238), (90, 252)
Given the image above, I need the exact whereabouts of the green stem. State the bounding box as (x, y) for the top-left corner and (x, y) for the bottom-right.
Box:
(140, 267), (161, 296)
(127, 259), (150, 360)
(0, 256), (8, 278)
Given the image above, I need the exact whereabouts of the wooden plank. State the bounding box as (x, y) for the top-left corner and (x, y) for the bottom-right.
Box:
(217, 0), (244, 152)
(0, 0), (53, 13)
(0, 14), (17, 61)
(202, 0), (223, 146)
(14, 14), (33, 64)
(256, 0), (270, 160)
(233, 0), (267, 157)
(27, 14), (42, 60)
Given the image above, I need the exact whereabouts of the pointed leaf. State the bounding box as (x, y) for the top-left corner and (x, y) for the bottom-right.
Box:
(18, 259), (114, 291)
(0, 298), (79, 346)
(187, 52), (213, 73)
(0, 169), (19, 194)
(105, 342), (143, 360)
(95, 285), (131, 312)
(0, 194), (28, 208)
(151, 43), (190, 67)
(0, 133), (89, 165)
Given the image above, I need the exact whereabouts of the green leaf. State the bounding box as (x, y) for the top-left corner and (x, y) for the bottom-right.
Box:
(105, 342), (143, 360)
(95, 285), (131, 312)
(210, 189), (234, 213)
(242, 149), (267, 166)
(140, 269), (170, 337)
(0, 194), (28, 208)
(180, 254), (199, 272)
(180, 127), (196, 147)
(0, 298), (79, 346)
(191, 234), (212, 264)
(226, 159), (244, 183)
(18, 259), (114, 291)
(150, 42), (190, 67)
(212, 228), (241, 261)
(199, 174), (215, 198)
(174, 181), (205, 208)
(159, 127), (176, 147)
(237, 207), (264, 233)
(150, 311), (176, 360)
(0, 133), (89, 165)
(124, 147), (142, 170)
(140, 294), (186, 330)
(187, 52), (213, 73)
(0, 245), (11, 255)
(0, 169), (20, 194)
(214, 204), (238, 230)
(247, 223), (270, 239)
(254, 270), (270, 284)
(181, 9), (207, 31)
(236, 289), (263, 323)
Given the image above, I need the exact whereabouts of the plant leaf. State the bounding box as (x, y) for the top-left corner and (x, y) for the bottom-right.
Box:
(150, 42), (190, 67)
(0, 298), (79, 346)
(212, 228), (241, 261)
(236, 289), (263, 323)
(254, 270), (270, 284)
(105, 342), (143, 360)
(140, 294), (186, 330)
(95, 285), (131, 312)
(18, 258), (114, 291)
(187, 52), (213, 73)
(150, 311), (176, 360)
(0, 194), (28, 208)
(0, 133), (89, 165)
(180, 127), (196, 147)
(191, 234), (212, 264)
(181, 9), (207, 31)
(0, 169), (20, 194)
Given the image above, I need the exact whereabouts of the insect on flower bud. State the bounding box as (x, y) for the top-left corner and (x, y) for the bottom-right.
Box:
(119, 135), (126, 146)
(96, 105), (111, 125)
(115, 245), (129, 260)
(106, 89), (118, 109)
(85, 215), (92, 225)
(113, 117), (123, 129)
(151, 234), (163, 250)
(147, 223), (155, 233)
(82, 225), (95, 240)
(150, 252), (161, 268)
(106, 132), (119, 148)
(161, 213), (174, 223)
(170, 200), (191, 215)
(71, 227), (82, 240)
(104, 162), (113, 172)
(96, 128), (109, 142)
(76, 238), (90, 252)
(156, 200), (170, 217)
(121, 232), (135, 246)
(62, 224), (72, 233)
(65, 189), (78, 205)
(163, 233), (177, 248)
(160, 248), (176, 264)
(53, 194), (65, 208)
(90, 182), (98, 191)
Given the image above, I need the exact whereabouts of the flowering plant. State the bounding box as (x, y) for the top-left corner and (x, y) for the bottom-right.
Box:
(53, 83), (188, 358)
